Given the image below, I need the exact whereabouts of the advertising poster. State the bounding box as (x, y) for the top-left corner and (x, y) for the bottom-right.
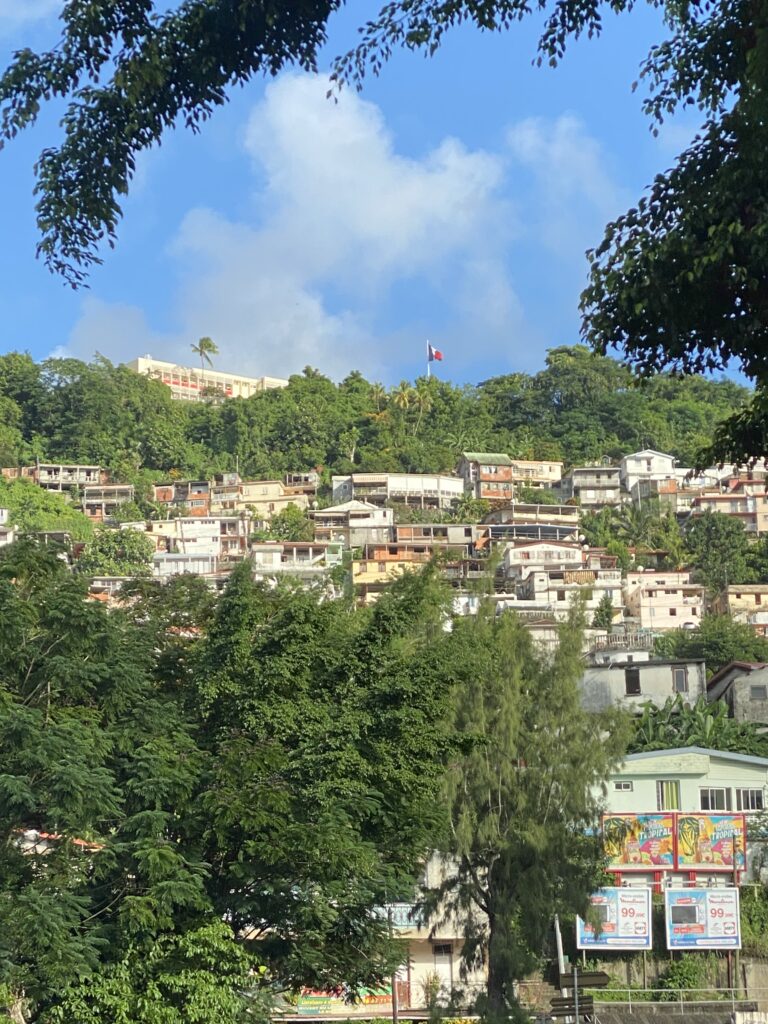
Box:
(676, 815), (746, 872)
(576, 887), (653, 950)
(602, 813), (675, 870)
(297, 988), (393, 1015)
(665, 888), (741, 949)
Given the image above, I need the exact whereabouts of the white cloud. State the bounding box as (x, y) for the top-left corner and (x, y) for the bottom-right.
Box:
(72, 74), (518, 381)
(70, 82), (625, 382)
(507, 114), (628, 255)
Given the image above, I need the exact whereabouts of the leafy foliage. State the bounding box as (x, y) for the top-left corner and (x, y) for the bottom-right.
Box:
(0, 543), (459, 1020)
(0, 477), (92, 541)
(683, 512), (753, 593)
(654, 615), (768, 674)
(629, 695), (768, 757)
(0, 350), (748, 486)
(76, 525), (155, 577)
(425, 602), (628, 1019)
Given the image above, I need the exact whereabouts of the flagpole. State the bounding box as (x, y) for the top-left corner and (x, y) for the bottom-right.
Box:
(426, 340), (431, 378)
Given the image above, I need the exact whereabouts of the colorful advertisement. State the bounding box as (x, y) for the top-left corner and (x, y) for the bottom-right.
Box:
(297, 988), (393, 1015)
(602, 813), (675, 870)
(665, 888), (741, 949)
(676, 814), (746, 872)
(576, 887), (653, 950)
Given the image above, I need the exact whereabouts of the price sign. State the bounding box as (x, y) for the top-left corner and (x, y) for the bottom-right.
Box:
(665, 888), (741, 950)
(577, 887), (652, 951)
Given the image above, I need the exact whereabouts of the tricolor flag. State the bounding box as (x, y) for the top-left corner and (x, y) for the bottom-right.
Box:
(428, 343), (443, 362)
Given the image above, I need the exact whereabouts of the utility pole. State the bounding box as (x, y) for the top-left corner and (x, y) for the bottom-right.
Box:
(387, 904), (399, 1024)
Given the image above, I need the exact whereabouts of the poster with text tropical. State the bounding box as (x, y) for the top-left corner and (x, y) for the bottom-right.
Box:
(676, 814), (746, 872)
(602, 813), (675, 870)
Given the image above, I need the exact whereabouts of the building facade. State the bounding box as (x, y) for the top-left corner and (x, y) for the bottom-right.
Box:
(127, 355), (288, 401)
(579, 659), (707, 712)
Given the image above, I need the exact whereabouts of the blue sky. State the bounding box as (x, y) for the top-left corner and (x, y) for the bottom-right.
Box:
(0, 2), (698, 385)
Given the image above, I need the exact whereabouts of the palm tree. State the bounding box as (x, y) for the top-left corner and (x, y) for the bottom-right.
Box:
(391, 381), (414, 412)
(412, 380), (434, 435)
(370, 382), (387, 413)
(191, 336), (219, 373)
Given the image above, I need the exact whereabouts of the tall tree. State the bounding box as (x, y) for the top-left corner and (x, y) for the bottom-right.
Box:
(190, 337), (219, 373)
(684, 511), (753, 594)
(655, 615), (768, 675)
(429, 604), (627, 1019)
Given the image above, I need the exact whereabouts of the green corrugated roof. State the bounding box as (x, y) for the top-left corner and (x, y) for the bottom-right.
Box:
(461, 452), (513, 466)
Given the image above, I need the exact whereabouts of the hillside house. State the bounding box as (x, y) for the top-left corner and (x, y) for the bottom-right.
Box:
(711, 585), (768, 636)
(707, 662), (768, 727)
(331, 472), (465, 509)
(456, 452), (514, 502)
(311, 501), (393, 546)
(619, 449), (679, 493)
(579, 659), (707, 713)
(514, 564), (623, 621)
(250, 541), (343, 581)
(624, 571), (704, 630)
(81, 484), (135, 522)
(140, 516), (251, 560)
(508, 458), (563, 491)
(560, 464), (622, 507)
(690, 488), (768, 535)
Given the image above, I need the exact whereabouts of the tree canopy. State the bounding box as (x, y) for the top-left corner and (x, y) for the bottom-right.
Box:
(426, 603), (627, 1019)
(0, 349), (747, 487)
(0, 542), (459, 1022)
(2, 0), (767, 454)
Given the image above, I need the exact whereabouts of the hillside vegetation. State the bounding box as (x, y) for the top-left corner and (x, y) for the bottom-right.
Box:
(0, 346), (748, 488)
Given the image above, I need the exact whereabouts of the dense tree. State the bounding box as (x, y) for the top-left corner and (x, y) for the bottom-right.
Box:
(684, 511), (753, 593)
(630, 696), (768, 757)
(0, 477), (92, 541)
(0, 543), (461, 1022)
(655, 615), (768, 675)
(255, 502), (315, 541)
(591, 591), (616, 629)
(76, 524), (155, 577)
(427, 603), (627, 1020)
(0, 350), (747, 487)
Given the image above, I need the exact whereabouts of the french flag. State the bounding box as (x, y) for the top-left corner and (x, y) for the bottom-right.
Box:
(428, 342), (443, 362)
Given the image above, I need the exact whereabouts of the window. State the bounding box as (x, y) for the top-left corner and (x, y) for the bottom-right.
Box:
(557, 590), (566, 602)
(657, 780), (680, 810)
(625, 668), (641, 696)
(433, 943), (453, 958)
(673, 667), (688, 694)
(751, 685), (768, 701)
(758, 595), (763, 605)
(669, 608), (678, 617)
(378, 562), (386, 573)
(737, 789), (764, 812)
(613, 781), (633, 792)
(700, 787), (731, 811)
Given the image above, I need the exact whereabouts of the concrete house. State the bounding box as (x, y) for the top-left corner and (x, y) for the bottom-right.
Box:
(624, 570), (704, 630)
(508, 458), (563, 491)
(331, 473), (465, 509)
(707, 661), (768, 727)
(560, 464), (623, 507)
(311, 501), (393, 547)
(690, 488), (768, 536)
(456, 453), (515, 502)
(619, 449), (678, 493)
(606, 747), (768, 816)
(579, 659), (707, 712)
(710, 585), (768, 636)
(81, 483), (135, 522)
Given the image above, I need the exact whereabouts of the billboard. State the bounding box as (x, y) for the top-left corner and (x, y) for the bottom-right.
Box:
(665, 888), (741, 949)
(676, 814), (746, 872)
(603, 814), (675, 870)
(576, 887), (653, 950)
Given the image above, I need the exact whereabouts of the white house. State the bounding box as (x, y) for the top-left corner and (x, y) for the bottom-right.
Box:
(579, 659), (707, 712)
(619, 449), (678, 494)
(623, 570), (704, 630)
